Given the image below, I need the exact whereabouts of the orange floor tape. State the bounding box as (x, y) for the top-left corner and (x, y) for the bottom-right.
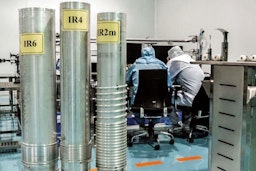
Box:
(176, 155), (202, 162)
(135, 160), (163, 167)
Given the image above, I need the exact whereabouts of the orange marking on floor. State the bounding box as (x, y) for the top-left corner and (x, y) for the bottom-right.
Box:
(176, 155), (202, 162)
(90, 168), (97, 171)
(135, 160), (163, 167)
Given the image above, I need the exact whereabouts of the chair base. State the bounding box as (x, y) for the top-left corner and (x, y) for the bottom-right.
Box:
(127, 129), (174, 150)
(169, 124), (208, 143)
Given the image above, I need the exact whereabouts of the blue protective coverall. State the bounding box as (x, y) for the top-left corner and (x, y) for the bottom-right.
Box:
(126, 46), (172, 106)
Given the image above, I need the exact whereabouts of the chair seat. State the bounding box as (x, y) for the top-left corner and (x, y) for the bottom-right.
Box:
(131, 107), (164, 112)
(172, 85), (210, 143)
(131, 107), (172, 117)
(127, 69), (174, 150)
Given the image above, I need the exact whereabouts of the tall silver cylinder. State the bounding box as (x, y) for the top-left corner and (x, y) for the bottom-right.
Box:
(60, 2), (91, 171)
(96, 12), (127, 171)
(19, 8), (57, 171)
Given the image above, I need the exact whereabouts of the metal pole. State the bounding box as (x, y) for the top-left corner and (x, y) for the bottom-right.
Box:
(60, 2), (91, 171)
(19, 8), (58, 171)
(96, 12), (127, 171)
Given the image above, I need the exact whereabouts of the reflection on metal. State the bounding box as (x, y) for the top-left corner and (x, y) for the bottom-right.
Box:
(90, 37), (198, 44)
(211, 64), (256, 171)
(216, 28), (229, 61)
(96, 12), (127, 171)
(60, 2), (91, 171)
(19, 8), (57, 171)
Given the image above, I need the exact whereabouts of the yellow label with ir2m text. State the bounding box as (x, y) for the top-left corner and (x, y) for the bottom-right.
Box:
(20, 33), (44, 55)
(62, 9), (88, 31)
(97, 21), (120, 44)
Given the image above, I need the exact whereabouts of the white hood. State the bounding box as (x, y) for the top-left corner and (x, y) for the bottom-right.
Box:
(170, 54), (195, 63)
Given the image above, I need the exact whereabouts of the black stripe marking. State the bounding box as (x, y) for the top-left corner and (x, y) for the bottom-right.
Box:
(219, 112), (235, 117)
(218, 139), (234, 146)
(219, 97), (236, 102)
(217, 153), (234, 161)
(219, 83), (236, 87)
(217, 166), (227, 171)
(218, 125), (235, 132)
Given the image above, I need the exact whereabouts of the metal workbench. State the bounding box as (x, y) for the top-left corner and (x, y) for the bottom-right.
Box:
(192, 61), (256, 171)
(0, 75), (20, 152)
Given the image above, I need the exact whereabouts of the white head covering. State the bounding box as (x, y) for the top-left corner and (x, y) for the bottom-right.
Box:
(167, 46), (184, 59)
(167, 46), (194, 63)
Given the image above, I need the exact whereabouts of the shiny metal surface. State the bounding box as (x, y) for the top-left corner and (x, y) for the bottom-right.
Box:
(211, 64), (256, 171)
(96, 13), (127, 86)
(0, 137), (209, 171)
(211, 66), (243, 171)
(19, 8), (57, 171)
(60, 2), (91, 171)
(96, 12), (127, 171)
(22, 143), (58, 168)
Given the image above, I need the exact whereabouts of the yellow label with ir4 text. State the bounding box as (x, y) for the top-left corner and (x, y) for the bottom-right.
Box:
(20, 33), (44, 55)
(97, 21), (120, 43)
(62, 9), (88, 31)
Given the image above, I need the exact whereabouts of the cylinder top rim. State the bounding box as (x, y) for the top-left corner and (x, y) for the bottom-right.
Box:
(19, 7), (55, 13)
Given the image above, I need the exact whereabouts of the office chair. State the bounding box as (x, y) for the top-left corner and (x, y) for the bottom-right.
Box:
(172, 85), (209, 143)
(127, 69), (174, 150)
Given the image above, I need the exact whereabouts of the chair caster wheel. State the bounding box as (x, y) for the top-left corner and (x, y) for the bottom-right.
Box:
(154, 145), (160, 150)
(187, 138), (194, 143)
(169, 139), (174, 144)
(127, 142), (133, 147)
(154, 134), (158, 139)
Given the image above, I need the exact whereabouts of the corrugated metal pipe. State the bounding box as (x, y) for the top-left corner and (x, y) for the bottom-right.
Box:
(96, 12), (127, 171)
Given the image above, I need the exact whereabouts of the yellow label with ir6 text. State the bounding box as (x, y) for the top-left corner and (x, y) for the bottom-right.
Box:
(20, 33), (44, 55)
(97, 21), (120, 43)
(62, 9), (88, 31)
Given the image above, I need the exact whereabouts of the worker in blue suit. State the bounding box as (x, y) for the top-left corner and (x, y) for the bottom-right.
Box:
(126, 45), (172, 105)
(126, 45), (172, 125)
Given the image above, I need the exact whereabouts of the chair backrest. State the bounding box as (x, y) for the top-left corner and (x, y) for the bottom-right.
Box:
(133, 69), (171, 109)
(192, 85), (209, 114)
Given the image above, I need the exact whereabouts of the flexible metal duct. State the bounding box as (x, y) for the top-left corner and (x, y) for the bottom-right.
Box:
(19, 8), (58, 171)
(60, 2), (92, 171)
(96, 12), (127, 171)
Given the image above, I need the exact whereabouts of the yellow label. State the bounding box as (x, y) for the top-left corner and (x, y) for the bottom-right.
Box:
(20, 33), (44, 55)
(62, 9), (88, 31)
(97, 21), (120, 43)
